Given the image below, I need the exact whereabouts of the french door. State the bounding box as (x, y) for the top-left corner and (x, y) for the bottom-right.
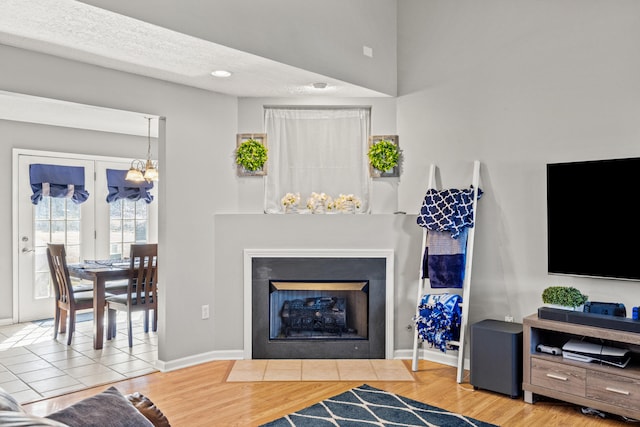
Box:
(16, 152), (157, 322)
(17, 154), (95, 322)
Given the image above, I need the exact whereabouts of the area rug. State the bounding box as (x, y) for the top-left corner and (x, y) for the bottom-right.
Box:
(260, 384), (498, 427)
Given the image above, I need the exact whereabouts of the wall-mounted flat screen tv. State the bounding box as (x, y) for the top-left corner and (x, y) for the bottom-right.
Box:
(547, 157), (640, 281)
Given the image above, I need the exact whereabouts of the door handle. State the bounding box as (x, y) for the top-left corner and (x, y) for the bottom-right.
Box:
(22, 247), (35, 254)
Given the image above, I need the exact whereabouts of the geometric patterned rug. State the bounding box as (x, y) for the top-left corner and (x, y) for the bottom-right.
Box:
(260, 384), (498, 426)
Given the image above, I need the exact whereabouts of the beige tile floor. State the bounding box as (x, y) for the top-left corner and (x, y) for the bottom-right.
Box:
(0, 311), (158, 404)
(227, 358), (415, 382)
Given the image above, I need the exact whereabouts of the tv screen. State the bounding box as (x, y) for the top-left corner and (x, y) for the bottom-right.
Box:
(547, 157), (640, 281)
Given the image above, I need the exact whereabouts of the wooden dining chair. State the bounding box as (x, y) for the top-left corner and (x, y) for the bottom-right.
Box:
(46, 243), (101, 345)
(106, 243), (158, 348)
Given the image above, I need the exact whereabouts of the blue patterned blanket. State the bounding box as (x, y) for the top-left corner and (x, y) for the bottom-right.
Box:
(417, 186), (482, 238)
(415, 293), (462, 352)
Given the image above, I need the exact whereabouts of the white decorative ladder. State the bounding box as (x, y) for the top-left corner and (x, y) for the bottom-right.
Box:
(411, 160), (481, 384)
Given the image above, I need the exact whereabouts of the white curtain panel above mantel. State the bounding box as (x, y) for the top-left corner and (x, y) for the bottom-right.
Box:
(263, 107), (371, 214)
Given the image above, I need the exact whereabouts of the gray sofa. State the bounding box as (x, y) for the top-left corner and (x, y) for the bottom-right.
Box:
(0, 385), (170, 427)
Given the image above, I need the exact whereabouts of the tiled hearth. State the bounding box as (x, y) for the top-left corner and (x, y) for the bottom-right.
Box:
(227, 359), (414, 382)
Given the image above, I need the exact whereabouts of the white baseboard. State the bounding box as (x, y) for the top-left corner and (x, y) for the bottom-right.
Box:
(155, 350), (244, 372)
(394, 348), (470, 371)
(155, 347), (469, 373)
(0, 318), (14, 326)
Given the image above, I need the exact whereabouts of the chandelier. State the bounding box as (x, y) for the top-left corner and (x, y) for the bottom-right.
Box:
(126, 117), (159, 182)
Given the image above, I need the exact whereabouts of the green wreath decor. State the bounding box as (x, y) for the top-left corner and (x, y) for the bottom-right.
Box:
(368, 139), (399, 172)
(236, 138), (268, 171)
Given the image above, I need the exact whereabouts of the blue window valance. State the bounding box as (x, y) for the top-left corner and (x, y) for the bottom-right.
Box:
(106, 169), (154, 204)
(29, 163), (90, 205)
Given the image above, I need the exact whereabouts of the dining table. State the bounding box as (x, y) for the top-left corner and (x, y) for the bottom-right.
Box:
(67, 261), (131, 349)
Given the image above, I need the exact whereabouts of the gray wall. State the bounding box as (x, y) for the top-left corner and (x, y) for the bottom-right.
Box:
(0, 120), (150, 319)
(213, 214), (421, 354)
(0, 44), (239, 363)
(80, 0), (397, 95)
(236, 97), (399, 214)
(3, 0), (640, 367)
(0, 45), (399, 365)
(396, 0), (640, 324)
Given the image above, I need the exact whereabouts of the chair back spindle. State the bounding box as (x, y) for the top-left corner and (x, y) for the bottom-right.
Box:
(107, 243), (158, 347)
(129, 244), (158, 310)
(47, 244), (74, 308)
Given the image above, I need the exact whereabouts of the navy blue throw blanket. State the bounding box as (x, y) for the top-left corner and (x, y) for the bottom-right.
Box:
(29, 163), (89, 205)
(106, 169), (154, 204)
(415, 293), (462, 352)
(422, 228), (468, 288)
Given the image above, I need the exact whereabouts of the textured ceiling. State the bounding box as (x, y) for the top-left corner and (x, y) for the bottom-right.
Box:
(0, 0), (386, 98)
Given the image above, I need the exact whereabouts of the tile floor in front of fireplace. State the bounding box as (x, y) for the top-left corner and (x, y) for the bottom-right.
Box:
(0, 312), (157, 404)
(227, 359), (415, 382)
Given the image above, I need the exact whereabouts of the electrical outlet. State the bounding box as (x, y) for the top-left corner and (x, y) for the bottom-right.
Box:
(201, 304), (210, 320)
(505, 315), (514, 322)
(363, 45), (373, 58)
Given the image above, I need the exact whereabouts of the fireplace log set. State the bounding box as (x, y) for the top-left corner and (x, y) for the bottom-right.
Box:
(281, 297), (348, 337)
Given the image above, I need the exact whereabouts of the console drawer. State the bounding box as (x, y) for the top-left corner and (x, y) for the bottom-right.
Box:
(530, 358), (586, 397)
(587, 370), (640, 410)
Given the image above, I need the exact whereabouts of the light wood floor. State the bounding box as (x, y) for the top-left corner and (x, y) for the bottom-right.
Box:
(23, 359), (629, 427)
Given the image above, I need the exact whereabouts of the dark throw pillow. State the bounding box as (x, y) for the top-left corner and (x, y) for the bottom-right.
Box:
(126, 392), (171, 427)
(46, 386), (153, 427)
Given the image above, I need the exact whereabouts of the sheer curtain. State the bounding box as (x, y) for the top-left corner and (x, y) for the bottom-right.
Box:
(264, 107), (371, 213)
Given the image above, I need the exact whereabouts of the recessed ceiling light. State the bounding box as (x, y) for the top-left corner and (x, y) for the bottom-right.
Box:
(211, 70), (232, 78)
(312, 82), (328, 89)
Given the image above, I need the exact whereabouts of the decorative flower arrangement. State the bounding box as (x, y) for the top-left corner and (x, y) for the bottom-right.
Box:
(306, 192), (332, 212)
(281, 192), (300, 208)
(333, 193), (361, 213)
(281, 192), (362, 213)
(368, 139), (400, 172)
(236, 138), (268, 171)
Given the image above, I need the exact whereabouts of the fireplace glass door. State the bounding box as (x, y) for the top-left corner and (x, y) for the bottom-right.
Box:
(269, 281), (368, 341)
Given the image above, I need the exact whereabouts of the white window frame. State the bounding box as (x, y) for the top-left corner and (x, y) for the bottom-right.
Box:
(94, 159), (158, 260)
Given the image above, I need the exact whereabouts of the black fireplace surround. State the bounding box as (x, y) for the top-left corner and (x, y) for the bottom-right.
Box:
(252, 257), (386, 359)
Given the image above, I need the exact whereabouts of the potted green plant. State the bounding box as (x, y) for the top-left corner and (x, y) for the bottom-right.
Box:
(236, 138), (268, 174)
(541, 286), (588, 310)
(368, 138), (400, 177)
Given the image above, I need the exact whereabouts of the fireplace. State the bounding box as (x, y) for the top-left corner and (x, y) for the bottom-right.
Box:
(245, 250), (394, 359)
(270, 281), (368, 340)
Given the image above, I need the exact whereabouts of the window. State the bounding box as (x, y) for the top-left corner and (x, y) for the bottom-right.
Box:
(109, 199), (149, 259)
(33, 197), (82, 298)
(264, 107), (371, 213)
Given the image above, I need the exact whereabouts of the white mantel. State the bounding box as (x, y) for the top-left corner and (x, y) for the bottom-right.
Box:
(213, 213), (427, 359)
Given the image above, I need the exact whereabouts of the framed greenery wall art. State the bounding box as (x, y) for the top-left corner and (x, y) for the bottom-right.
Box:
(236, 133), (268, 176)
(368, 135), (400, 178)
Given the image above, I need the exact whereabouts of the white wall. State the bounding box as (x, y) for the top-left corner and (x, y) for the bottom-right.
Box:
(396, 0), (640, 325)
